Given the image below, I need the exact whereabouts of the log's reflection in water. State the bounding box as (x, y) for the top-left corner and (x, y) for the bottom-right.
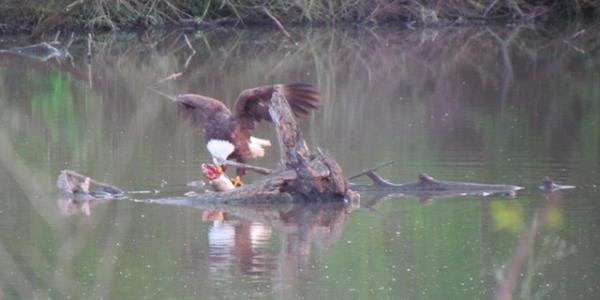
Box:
(146, 197), (352, 291)
(273, 202), (350, 297)
(57, 192), (98, 216)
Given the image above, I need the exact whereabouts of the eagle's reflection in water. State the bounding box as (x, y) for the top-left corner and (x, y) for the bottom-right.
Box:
(204, 211), (273, 277)
(199, 202), (353, 291)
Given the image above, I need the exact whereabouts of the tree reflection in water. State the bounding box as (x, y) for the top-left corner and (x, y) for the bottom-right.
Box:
(495, 190), (574, 300)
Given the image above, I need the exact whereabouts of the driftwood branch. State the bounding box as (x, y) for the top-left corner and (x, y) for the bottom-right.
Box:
(351, 171), (523, 205)
(351, 171), (522, 193)
(57, 170), (124, 197)
(219, 159), (274, 175)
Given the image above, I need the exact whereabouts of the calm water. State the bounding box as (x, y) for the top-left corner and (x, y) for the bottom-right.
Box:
(0, 26), (599, 299)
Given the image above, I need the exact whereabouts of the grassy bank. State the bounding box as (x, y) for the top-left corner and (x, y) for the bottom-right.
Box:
(1, 0), (599, 35)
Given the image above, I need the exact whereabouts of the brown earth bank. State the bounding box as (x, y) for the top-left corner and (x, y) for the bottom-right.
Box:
(1, 0), (599, 36)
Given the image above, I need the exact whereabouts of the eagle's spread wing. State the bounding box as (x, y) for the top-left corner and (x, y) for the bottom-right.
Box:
(233, 83), (322, 130)
(175, 94), (232, 128)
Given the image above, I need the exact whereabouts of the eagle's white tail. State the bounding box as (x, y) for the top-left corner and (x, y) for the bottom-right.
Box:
(250, 136), (271, 147)
(248, 136), (271, 158)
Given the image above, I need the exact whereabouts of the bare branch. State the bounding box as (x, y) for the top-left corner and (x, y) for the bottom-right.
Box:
(263, 8), (295, 43)
(152, 72), (182, 86)
(146, 85), (178, 102)
(184, 34), (196, 53)
(218, 159), (274, 175)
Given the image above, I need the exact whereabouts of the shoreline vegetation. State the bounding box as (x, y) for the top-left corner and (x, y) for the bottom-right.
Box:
(0, 1), (599, 37)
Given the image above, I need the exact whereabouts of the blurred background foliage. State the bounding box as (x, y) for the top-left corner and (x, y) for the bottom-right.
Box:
(1, 0), (600, 34)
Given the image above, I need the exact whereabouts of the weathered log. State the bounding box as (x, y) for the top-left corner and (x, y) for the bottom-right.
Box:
(351, 170), (522, 206)
(351, 171), (522, 194)
(57, 170), (124, 198)
(538, 177), (575, 192)
(268, 91), (349, 200)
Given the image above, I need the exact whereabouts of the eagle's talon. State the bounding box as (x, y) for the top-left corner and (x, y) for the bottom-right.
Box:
(231, 176), (243, 187)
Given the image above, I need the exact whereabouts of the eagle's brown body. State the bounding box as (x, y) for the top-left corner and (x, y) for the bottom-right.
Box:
(175, 83), (322, 177)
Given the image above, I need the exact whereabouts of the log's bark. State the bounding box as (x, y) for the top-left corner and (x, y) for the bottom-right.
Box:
(268, 91), (349, 200)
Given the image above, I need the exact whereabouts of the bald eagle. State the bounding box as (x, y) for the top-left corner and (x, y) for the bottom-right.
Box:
(175, 83), (322, 184)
